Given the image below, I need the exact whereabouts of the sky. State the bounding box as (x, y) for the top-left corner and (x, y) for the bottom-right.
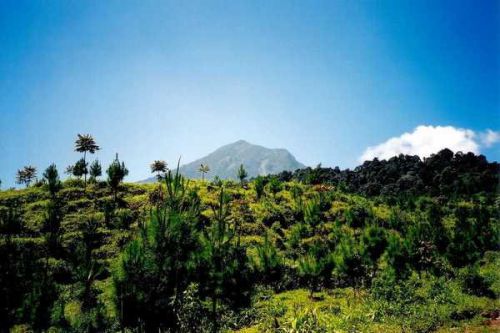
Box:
(0, 0), (498, 187)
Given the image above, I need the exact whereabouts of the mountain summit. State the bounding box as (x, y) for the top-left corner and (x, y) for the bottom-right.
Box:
(146, 140), (305, 181)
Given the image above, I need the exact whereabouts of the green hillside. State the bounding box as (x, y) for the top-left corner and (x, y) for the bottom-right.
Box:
(1, 156), (499, 332)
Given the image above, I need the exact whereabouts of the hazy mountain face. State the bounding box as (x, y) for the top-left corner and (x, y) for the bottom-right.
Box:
(145, 140), (305, 181)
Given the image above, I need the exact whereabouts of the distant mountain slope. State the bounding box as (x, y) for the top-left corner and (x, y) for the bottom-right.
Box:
(143, 140), (305, 182)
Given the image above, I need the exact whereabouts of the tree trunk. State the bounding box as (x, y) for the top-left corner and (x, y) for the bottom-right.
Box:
(212, 295), (217, 333)
(83, 151), (87, 189)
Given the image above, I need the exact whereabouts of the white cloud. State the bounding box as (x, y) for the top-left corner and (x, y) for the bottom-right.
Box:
(359, 125), (483, 162)
(480, 129), (500, 147)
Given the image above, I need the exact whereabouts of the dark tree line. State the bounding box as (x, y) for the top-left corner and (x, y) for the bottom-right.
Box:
(276, 149), (499, 198)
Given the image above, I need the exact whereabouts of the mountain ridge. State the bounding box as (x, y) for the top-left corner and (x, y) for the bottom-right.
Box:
(142, 140), (305, 182)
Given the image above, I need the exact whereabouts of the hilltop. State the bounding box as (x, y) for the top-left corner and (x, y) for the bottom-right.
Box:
(142, 140), (305, 182)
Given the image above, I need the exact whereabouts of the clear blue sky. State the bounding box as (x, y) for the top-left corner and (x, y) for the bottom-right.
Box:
(0, 0), (498, 187)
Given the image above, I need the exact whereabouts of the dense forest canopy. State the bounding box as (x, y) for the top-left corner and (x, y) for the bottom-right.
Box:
(0, 140), (499, 332)
(276, 149), (499, 198)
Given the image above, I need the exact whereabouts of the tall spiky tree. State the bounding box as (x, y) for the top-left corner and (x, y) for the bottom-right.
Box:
(150, 160), (167, 181)
(16, 166), (37, 187)
(106, 154), (128, 203)
(74, 134), (100, 188)
(113, 161), (201, 332)
(43, 164), (62, 197)
(89, 160), (102, 183)
(237, 164), (248, 185)
(198, 164), (210, 181)
(199, 187), (253, 333)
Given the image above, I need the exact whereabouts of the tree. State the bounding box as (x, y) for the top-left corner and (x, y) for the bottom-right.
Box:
(72, 158), (87, 180)
(42, 165), (63, 257)
(75, 134), (100, 187)
(43, 197), (63, 257)
(237, 164), (248, 185)
(43, 164), (62, 197)
(298, 254), (323, 298)
(150, 160), (167, 181)
(71, 217), (105, 331)
(253, 232), (283, 287)
(268, 176), (282, 199)
(65, 165), (74, 178)
(114, 165), (201, 332)
(16, 166), (37, 187)
(106, 154), (129, 203)
(254, 176), (266, 200)
(199, 187), (253, 332)
(198, 164), (210, 181)
(332, 235), (368, 289)
(89, 160), (102, 183)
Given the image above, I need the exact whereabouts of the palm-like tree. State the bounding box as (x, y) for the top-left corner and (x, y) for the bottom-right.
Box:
(75, 134), (100, 187)
(150, 160), (168, 181)
(198, 164), (210, 181)
(16, 165), (37, 187)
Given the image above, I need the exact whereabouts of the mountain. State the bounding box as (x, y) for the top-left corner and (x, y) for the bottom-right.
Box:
(144, 140), (305, 181)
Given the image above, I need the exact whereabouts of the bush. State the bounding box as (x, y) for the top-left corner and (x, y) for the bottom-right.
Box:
(458, 265), (495, 298)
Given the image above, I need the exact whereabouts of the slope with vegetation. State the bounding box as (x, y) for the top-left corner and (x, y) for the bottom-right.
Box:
(0, 141), (499, 332)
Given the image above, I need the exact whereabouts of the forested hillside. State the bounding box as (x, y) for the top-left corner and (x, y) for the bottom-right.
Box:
(278, 149), (499, 198)
(1, 147), (499, 332)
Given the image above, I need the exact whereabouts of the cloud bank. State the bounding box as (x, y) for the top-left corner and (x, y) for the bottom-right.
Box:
(360, 125), (499, 162)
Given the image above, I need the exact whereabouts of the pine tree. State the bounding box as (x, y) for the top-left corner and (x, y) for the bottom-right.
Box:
(237, 164), (248, 185)
(106, 154), (129, 203)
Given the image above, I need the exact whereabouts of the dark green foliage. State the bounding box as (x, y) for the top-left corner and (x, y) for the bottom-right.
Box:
(0, 202), (24, 235)
(254, 175), (266, 200)
(113, 167), (201, 332)
(253, 232), (284, 288)
(458, 265), (495, 298)
(281, 149), (499, 198)
(43, 164), (62, 197)
(69, 217), (107, 332)
(360, 225), (387, 266)
(384, 232), (410, 279)
(16, 165), (37, 187)
(332, 235), (368, 288)
(89, 160), (102, 183)
(298, 254), (324, 298)
(237, 164), (248, 185)
(198, 187), (254, 332)
(268, 176), (282, 198)
(447, 204), (499, 267)
(73, 158), (87, 179)
(42, 199), (63, 256)
(106, 154), (129, 202)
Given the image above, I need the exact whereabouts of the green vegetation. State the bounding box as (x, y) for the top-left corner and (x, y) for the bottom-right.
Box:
(0, 146), (499, 332)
